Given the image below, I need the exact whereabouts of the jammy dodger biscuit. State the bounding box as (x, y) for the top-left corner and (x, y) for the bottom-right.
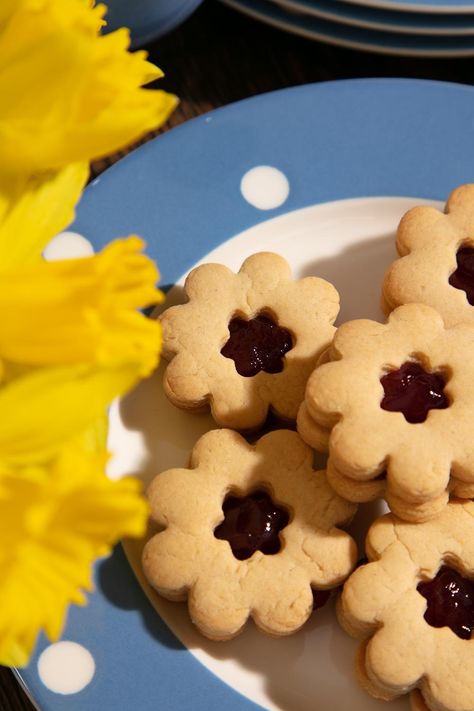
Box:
(159, 252), (339, 430)
(337, 500), (474, 711)
(383, 184), (474, 327)
(297, 302), (474, 522)
(142, 428), (357, 641)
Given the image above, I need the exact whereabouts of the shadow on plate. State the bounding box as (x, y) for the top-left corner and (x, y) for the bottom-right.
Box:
(96, 545), (184, 651)
(301, 231), (397, 326)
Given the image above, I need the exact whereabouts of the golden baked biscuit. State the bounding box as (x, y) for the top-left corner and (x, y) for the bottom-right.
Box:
(383, 184), (474, 326)
(297, 302), (474, 522)
(338, 500), (474, 711)
(142, 428), (357, 640)
(160, 252), (339, 430)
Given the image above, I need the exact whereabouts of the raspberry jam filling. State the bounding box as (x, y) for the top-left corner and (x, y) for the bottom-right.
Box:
(449, 246), (474, 305)
(380, 361), (449, 424)
(417, 565), (474, 640)
(221, 313), (293, 377)
(214, 489), (290, 561)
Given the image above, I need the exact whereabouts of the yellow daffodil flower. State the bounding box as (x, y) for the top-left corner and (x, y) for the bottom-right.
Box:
(0, 425), (149, 667)
(0, 0), (177, 669)
(0, 233), (163, 666)
(0, 236), (163, 370)
(0, 0), (178, 174)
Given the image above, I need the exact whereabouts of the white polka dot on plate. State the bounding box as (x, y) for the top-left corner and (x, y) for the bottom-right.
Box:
(43, 231), (94, 261)
(240, 166), (289, 210)
(38, 641), (95, 694)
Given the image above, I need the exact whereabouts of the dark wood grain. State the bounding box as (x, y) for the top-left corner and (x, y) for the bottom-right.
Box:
(2, 0), (473, 708)
(0, 671), (35, 711)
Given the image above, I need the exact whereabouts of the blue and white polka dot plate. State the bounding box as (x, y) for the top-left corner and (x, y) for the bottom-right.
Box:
(18, 78), (474, 711)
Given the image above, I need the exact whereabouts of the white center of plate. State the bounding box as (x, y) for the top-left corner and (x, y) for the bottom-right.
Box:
(111, 196), (441, 711)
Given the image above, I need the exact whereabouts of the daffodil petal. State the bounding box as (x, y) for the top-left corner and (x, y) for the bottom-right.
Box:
(0, 162), (89, 268)
(0, 1), (177, 173)
(0, 363), (145, 464)
(0, 236), (163, 367)
(0, 0), (18, 29)
(0, 432), (148, 667)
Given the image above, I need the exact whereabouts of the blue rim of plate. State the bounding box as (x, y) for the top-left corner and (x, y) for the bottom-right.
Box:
(318, 0), (474, 14)
(102, 0), (204, 48)
(219, 0), (474, 54)
(271, 0), (474, 35)
(17, 78), (474, 711)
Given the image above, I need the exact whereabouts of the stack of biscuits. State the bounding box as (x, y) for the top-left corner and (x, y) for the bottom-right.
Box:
(142, 184), (474, 711)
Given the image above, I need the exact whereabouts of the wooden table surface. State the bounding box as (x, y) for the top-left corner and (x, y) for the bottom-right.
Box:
(1, 0), (473, 708)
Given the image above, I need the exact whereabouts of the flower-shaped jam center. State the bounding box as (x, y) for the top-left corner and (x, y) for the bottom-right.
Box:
(221, 313), (293, 377)
(214, 489), (290, 561)
(449, 246), (474, 306)
(380, 361), (449, 424)
(417, 565), (474, 640)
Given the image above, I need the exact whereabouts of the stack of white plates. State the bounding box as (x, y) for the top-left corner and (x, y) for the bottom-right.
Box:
(219, 0), (474, 56)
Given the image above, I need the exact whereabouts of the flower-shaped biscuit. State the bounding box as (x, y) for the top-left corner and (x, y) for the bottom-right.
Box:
(383, 184), (474, 327)
(160, 252), (339, 430)
(142, 428), (357, 640)
(297, 302), (474, 522)
(338, 500), (474, 711)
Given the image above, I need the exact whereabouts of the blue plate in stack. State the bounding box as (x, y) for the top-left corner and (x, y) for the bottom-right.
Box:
(102, 0), (204, 47)
(219, 0), (474, 56)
